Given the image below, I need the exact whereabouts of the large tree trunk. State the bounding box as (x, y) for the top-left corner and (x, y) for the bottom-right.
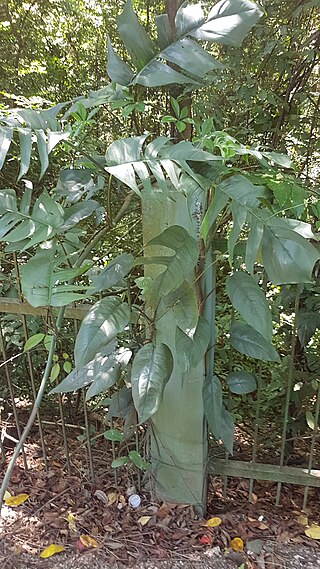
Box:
(141, 0), (210, 513)
(142, 188), (208, 512)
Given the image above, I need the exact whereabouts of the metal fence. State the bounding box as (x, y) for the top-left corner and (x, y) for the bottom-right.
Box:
(1, 254), (320, 509)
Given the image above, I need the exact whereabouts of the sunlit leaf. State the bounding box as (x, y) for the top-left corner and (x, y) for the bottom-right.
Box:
(138, 515), (152, 526)
(39, 544), (65, 558)
(305, 525), (320, 540)
(203, 516), (222, 527)
(5, 493), (29, 507)
(23, 333), (45, 352)
(230, 537), (244, 551)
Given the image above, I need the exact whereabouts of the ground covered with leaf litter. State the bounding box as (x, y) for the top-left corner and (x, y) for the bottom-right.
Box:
(1, 425), (320, 569)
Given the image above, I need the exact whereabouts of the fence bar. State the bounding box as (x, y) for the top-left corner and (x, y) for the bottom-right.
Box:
(211, 459), (320, 487)
(0, 298), (89, 320)
(82, 388), (94, 480)
(0, 324), (28, 470)
(13, 254), (48, 471)
(276, 285), (301, 505)
(302, 380), (320, 510)
(248, 371), (262, 501)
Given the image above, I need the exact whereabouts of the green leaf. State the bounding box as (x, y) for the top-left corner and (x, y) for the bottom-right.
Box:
(0, 190), (64, 249)
(60, 200), (100, 230)
(203, 374), (234, 453)
(88, 253), (134, 294)
(50, 343), (117, 394)
(201, 189), (229, 240)
(245, 215), (264, 273)
(108, 0), (262, 87)
(74, 297), (130, 368)
(131, 343), (173, 423)
(262, 223), (320, 285)
(23, 333), (45, 352)
(103, 429), (124, 442)
(228, 202), (247, 261)
(146, 225), (199, 296)
(156, 281), (199, 332)
(50, 362), (60, 382)
(191, 0), (263, 46)
(262, 152), (292, 169)
(218, 174), (268, 208)
(226, 272), (273, 341)
(20, 247), (90, 307)
(117, 0), (156, 67)
(230, 322), (280, 362)
(0, 127), (13, 170)
(63, 361), (72, 374)
(128, 450), (150, 470)
(112, 456), (129, 468)
(17, 128), (32, 181)
(175, 317), (210, 372)
(227, 371), (257, 394)
(35, 129), (49, 179)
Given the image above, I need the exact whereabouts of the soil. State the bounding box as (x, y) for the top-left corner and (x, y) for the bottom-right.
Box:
(1, 418), (320, 569)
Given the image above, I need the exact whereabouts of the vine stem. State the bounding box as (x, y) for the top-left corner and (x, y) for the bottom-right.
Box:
(0, 191), (135, 512)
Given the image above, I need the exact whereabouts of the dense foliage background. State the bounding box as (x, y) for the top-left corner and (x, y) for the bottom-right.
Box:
(1, 0), (320, 468)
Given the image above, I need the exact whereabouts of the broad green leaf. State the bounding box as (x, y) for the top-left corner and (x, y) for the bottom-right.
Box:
(163, 38), (224, 79)
(117, 0), (156, 67)
(201, 189), (229, 239)
(0, 190), (64, 248)
(23, 333), (45, 352)
(227, 371), (257, 394)
(88, 253), (134, 294)
(262, 224), (320, 284)
(56, 168), (94, 203)
(50, 363), (60, 382)
(296, 309), (320, 347)
(35, 129), (49, 178)
(112, 456), (129, 468)
(175, 317), (210, 372)
(203, 374), (234, 453)
(86, 362), (121, 400)
(17, 128), (32, 181)
(128, 450), (150, 470)
(131, 343), (173, 423)
(175, 3), (205, 37)
(103, 429), (124, 442)
(50, 343), (117, 394)
(146, 225), (199, 296)
(191, 0), (263, 45)
(60, 200), (100, 230)
(74, 297), (130, 367)
(20, 247), (90, 307)
(228, 202), (247, 261)
(218, 174), (268, 207)
(108, 0), (262, 87)
(262, 152), (292, 168)
(226, 272), (273, 341)
(230, 322), (280, 362)
(156, 281), (199, 332)
(245, 215), (264, 273)
(0, 127), (13, 169)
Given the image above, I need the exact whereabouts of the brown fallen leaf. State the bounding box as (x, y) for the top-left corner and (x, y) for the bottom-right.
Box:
(79, 534), (98, 548)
